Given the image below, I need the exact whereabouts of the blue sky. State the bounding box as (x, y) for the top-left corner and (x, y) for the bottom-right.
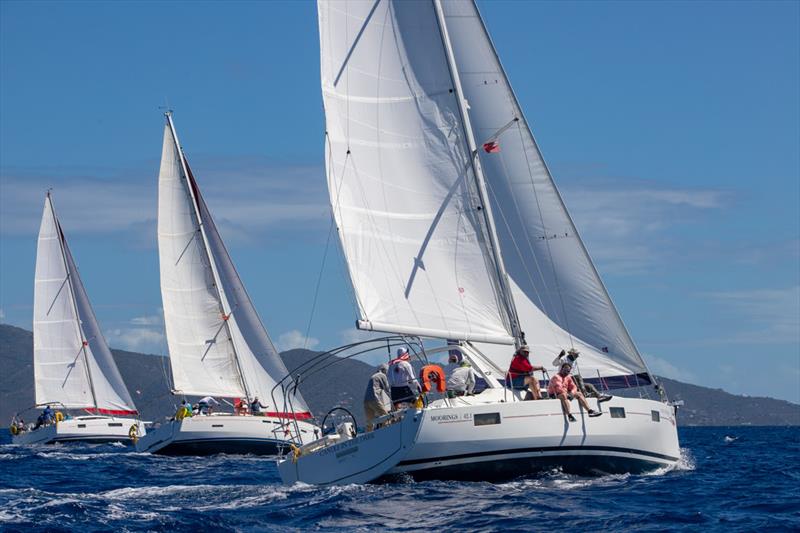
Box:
(1, 1), (798, 403)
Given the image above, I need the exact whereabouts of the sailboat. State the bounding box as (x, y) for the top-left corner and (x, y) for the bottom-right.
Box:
(282, 0), (680, 481)
(11, 192), (145, 445)
(135, 113), (319, 455)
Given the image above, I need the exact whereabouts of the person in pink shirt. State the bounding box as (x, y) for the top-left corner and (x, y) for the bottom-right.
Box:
(548, 362), (602, 422)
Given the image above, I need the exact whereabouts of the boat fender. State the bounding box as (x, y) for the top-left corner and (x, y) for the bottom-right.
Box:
(128, 424), (139, 443)
(290, 444), (302, 463)
(10, 424), (19, 436)
(419, 365), (446, 393)
(54, 412), (64, 423)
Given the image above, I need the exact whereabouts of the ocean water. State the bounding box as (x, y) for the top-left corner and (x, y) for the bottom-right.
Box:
(0, 426), (797, 532)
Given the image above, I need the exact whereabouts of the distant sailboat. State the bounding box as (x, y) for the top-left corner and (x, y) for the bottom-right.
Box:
(136, 112), (319, 455)
(11, 192), (144, 445)
(278, 0), (680, 483)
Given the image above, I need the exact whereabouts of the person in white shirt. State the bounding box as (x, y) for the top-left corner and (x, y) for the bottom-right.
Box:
(198, 396), (219, 415)
(388, 347), (420, 408)
(551, 349), (610, 401)
(447, 360), (476, 397)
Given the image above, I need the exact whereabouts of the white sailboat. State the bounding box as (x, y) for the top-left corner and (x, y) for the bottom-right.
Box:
(282, 0), (680, 481)
(136, 113), (319, 455)
(11, 192), (145, 445)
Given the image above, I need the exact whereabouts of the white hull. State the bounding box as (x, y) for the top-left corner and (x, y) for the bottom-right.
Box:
(388, 392), (680, 480)
(11, 416), (145, 446)
(136, 414), (320, 456)
(278, 410), (423, 486)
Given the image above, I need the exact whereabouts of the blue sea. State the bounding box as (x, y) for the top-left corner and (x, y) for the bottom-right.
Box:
(0, 426), (797, 532)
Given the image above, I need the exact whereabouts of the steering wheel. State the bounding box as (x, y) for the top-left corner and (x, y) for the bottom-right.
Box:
(320, 407), (358, 437)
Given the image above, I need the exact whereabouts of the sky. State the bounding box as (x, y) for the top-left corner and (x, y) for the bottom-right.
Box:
(1, 1), (798, 403)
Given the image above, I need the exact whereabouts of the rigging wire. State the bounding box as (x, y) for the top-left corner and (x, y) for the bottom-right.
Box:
(302, 216), (335, 351)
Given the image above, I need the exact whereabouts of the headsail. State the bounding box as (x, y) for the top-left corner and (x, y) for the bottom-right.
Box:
(33, 193), (138, 414)
(158, 116), (310, 416)
(440, 0), (651, 382)
(318, 0), (514, 345)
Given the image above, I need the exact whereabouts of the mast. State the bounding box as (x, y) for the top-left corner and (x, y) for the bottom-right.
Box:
(164, 112), (252, 402)
(48, 191), (99, 411)
(432, 0), (524, 348)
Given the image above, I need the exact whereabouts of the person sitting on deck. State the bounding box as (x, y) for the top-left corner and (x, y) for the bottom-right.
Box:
(548, 362), (602, 422)
(447, 360), (476, 397)
(388, 347), (421, 408)
(552, 348), (612, 401)
(363, 363), (392, 431)
(250, 397), (267, 415)
(507, 345), (544, 400)
(198, 396), (218, 415)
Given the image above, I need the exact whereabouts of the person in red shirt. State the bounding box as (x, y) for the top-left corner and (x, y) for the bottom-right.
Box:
(507, 345), (544, 400)
(548, 362), (601, 422)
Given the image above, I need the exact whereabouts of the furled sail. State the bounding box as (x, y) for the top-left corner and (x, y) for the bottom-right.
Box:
(33, 193), (138, 414)
(440, 0), (651, 382)
(318, 0), (514, 345)
(158, 117), (310, 416)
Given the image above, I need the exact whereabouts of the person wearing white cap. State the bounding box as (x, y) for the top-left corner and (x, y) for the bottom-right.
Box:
(363, 363), (392, 431)
(388, 346), (420, 408)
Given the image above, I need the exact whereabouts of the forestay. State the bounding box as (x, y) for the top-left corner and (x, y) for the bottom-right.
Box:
(440, 0), (650, 380)
(158, 120), (310, 416)
(33, 194), (138, 414)
(318, 0), (514, 345)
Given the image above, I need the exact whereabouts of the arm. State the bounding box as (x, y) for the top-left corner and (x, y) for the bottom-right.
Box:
(550, 375), (565, 395)
(466, 369), (476, 394)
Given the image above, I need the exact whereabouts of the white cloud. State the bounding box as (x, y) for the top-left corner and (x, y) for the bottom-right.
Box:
(0, 159), (330, 244)
(645, 353), (698, 383)
(277, 329), (319, 351)
(130, 313), (163, 326)
(703, 286), (800, 345)
(106, 327), (165, 354)
(561, 183), (728, 275)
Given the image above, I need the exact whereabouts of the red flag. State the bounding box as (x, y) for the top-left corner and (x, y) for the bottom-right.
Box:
(483, 141), (500, 153)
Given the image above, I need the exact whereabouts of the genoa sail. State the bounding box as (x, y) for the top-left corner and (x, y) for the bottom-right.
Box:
(158, 117), (310, 417)
(440, 0), (651, 383)
(33, 193), (138, 414)
(318, 0), (514, 345)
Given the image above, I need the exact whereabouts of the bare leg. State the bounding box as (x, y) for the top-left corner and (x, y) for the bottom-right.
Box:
(575, 392), (592, 412)
(526, 377), (542, 400)
(557, 392), (571, 415)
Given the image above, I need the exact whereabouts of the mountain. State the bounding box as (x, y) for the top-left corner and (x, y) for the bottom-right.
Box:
(1, 324), (798, 426)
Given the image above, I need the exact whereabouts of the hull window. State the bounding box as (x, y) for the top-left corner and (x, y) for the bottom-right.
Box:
(651, 410), (660, 422)
(108, 423), (123, 427)
(610, 407), (626, 419)
(474, 413), (501, 426)
(77, 424), (86, 428)
(212, 424), (224, 428)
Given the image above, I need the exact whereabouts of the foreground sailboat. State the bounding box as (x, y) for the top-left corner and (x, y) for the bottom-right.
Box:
(136, 113), (319, 455)
(278, 0), (680, 483)
(11, 192), (144, 445)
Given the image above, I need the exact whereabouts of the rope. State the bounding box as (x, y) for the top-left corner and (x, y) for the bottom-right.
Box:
(302, 217), (335, 350)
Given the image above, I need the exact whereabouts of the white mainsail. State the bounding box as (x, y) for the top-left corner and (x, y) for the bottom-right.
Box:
(33, 193), (138, 414)
(158, 116), (310, 417)
(440, 0), (651, 383)
(318, 0), (514, 345)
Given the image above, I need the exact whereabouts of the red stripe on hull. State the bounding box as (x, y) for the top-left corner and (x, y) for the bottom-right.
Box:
(85, 408), (139, 416)
(265, 411), (313, 420)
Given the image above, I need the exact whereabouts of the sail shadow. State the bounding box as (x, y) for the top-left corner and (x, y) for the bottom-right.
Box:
(404, 171), (467, 299)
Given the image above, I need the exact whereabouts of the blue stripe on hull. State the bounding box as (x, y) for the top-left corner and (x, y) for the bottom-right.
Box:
(154, 438), (286, 456)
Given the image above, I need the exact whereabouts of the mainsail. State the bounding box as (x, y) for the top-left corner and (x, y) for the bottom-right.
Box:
(157, 115), (310, 417)
(440, 0), (652, 383)
(33, 193), (138, 414)
(318, 0), (514, 345)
